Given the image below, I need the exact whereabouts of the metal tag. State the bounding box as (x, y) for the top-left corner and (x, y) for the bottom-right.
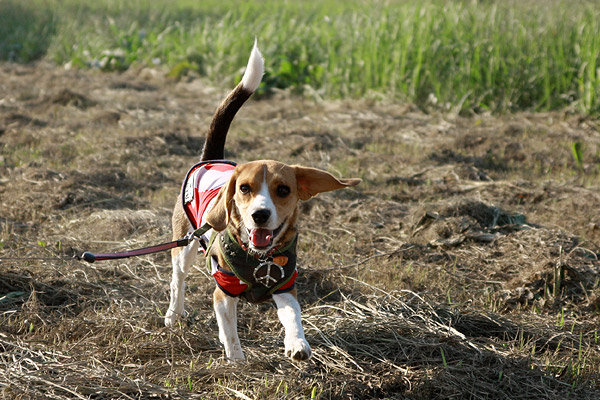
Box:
(253, 260), (285, 288)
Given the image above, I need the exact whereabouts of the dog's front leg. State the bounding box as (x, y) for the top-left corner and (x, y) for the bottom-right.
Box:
(213, 288), (245, 361)
(165, 240), (199, 327)
(273, 291), (312, 361)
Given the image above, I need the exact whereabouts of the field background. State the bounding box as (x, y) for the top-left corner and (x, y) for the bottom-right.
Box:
(1, 0), (600, 399)
(2, 0), (600, 114)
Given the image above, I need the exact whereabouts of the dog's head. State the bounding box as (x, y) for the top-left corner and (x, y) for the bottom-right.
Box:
(206, 160), (361, 253)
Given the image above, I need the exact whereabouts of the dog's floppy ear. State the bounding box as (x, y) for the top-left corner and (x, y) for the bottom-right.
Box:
(294, 166), (361, 201)
(206, 173), (237, 231)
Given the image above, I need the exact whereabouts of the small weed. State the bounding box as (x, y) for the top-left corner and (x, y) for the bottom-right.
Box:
(557, 308), (566, 328)
(275, 380), (287, 395)
(167, 61), (198, 80)
(310, 385), (321, 400)
(571, 142), (584, 171)
(440, 347), (448, 369)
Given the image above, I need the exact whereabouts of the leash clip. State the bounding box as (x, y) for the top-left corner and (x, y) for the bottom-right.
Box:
(175, 231), (197, 247)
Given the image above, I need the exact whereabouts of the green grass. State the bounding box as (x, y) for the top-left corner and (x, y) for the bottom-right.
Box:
(1, 0), (599, 114)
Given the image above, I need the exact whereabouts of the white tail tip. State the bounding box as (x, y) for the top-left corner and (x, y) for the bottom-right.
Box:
(241, 39), (264, 92)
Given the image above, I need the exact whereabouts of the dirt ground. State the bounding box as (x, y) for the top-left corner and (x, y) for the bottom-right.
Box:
(1, 62), (599, 399)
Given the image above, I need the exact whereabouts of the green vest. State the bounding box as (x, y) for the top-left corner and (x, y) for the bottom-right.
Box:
(208, 229), (298, 303)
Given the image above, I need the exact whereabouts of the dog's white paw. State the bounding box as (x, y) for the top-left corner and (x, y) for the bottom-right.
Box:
(285, 338), (312, 361)
(164, 309), (179, 327)
(226, 349), (246, 363)
(220, 333), (245, 362)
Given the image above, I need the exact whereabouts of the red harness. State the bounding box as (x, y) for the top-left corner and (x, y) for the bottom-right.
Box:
(182, 161), (236, 231)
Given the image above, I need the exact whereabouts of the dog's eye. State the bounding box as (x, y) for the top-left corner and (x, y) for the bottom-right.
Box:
(239, 184), (251, 194)
(276, 185), (290, 198)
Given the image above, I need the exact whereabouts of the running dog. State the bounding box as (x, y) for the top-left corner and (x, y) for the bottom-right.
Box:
(164, 41), (361, 362)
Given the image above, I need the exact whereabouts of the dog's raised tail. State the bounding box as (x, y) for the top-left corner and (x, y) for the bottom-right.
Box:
(201, 40), (264, 161)
(241, 39), (264, 93)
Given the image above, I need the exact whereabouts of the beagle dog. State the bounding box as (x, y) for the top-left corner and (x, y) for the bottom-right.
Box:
(164, 41), (361, 362)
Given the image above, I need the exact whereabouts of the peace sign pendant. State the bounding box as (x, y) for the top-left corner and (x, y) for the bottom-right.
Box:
(253, 259), (285, 288)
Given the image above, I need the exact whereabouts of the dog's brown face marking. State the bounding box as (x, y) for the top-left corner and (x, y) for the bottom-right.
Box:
(206, 160), (361, 253)
(231, 161), (299, 251)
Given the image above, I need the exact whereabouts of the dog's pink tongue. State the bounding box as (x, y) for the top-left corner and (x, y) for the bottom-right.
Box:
(250, 228), (273, 247)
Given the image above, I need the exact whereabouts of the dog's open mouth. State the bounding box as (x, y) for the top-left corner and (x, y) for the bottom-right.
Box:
(246, 219), (287, 250)
(249, 228), (273, 248)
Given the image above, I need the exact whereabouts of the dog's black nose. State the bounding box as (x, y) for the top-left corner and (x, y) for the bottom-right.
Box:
(252, 209), (271, 225)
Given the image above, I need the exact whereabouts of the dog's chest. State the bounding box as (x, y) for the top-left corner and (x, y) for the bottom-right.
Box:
(216, 230), (298, 302)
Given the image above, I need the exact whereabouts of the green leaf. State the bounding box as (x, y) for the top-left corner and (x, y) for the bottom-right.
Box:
(571, 141), (584, 170)
(0, 291), (28, 303)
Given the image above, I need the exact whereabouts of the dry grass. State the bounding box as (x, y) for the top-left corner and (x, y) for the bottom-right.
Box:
(1, 62), (600, 399)
(1, 260), (597, 399)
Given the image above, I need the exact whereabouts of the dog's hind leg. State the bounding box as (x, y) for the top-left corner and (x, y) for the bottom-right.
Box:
(164, 240), (199, 327)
